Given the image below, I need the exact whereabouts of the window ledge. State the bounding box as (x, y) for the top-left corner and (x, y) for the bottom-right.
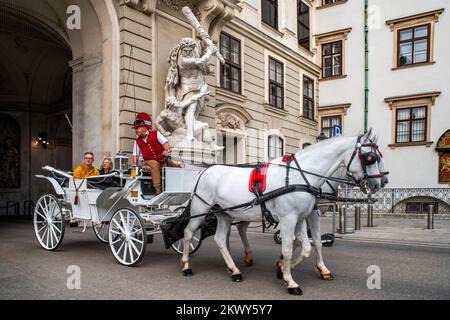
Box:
(264, 104), (288, 116)
(392, 61), (436, 71)
(216, 87), (247, 103)
(261, 22), (283, 37)
(319, 74), (347, 82)
(317, 0), (348, 10)
(298, 116), (318, 126)
(388, 141), (434, 149)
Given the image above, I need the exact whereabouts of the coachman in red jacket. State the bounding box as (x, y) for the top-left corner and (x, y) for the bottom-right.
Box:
(132, 112), (180, 195)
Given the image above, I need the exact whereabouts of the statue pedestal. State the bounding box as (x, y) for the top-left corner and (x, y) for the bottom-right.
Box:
(170, 136), (223, 165)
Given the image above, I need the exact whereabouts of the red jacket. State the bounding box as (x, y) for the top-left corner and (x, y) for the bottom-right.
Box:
(135, 130), (166, 163)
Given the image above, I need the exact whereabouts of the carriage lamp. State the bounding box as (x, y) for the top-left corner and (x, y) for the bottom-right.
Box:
(34, 132), (50, 149)
(114, 151), (129, 174)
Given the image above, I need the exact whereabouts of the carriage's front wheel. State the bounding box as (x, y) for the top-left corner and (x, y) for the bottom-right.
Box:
(34, 194), (65, 251)
(108, 209), (146, 266)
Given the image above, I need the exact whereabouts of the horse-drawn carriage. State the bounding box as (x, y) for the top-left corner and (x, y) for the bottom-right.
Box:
(33, 153), (206, 266)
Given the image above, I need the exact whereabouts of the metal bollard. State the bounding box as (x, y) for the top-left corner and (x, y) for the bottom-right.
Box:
(427, 204), (434, 230)
(332, 203), (337, 233)
(367, 204), (374, 227)
(355, 206), (361, 230)
(338, 206), (346, 234)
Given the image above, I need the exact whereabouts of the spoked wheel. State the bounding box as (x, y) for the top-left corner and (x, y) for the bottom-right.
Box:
(34, 194), (65, 251)
(171, 228), (202, 255)
(108, 209), (146, 266)
(274, 230), (282, 245)
(93, 222), (110, 243)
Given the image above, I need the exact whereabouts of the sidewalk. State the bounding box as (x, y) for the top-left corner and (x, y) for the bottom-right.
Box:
(248, 215), (450, 248)
(326, 216), (450, 248)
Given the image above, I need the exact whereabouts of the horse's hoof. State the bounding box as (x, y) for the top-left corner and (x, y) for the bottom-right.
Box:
(320, 273), (334, 281)
(231, 274), (243, 282)
(244, 259), (253, 267)
(287, 286), (303, 296)
(183, 269), (194, 277)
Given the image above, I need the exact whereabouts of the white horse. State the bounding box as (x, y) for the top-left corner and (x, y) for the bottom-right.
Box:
(276, 134), (389, 281)
(181, 131), (385, 295)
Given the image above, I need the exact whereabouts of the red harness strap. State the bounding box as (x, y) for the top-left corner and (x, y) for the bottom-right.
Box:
(248, 163), (270, 193)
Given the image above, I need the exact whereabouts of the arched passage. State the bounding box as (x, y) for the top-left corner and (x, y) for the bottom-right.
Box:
(0, 0), (119, 207)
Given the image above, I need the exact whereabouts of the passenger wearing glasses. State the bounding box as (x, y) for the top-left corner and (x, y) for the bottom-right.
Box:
(73, 152), (100, 179)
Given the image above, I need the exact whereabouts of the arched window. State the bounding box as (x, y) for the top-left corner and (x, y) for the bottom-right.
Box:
(268, 134), (284, 160)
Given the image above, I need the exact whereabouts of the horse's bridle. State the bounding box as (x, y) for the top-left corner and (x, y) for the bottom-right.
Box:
(346, 135), (389, 187)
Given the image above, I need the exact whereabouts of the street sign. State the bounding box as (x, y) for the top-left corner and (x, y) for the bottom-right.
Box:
(332, 124), (342, 137)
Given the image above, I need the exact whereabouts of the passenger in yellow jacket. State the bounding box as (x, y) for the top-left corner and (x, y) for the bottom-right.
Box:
(73, 152), (100, 179)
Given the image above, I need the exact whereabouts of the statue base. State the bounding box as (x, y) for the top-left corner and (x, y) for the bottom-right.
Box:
(170, 138), (223, 165)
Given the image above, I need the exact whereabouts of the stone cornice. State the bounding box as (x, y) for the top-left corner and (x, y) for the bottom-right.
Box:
(384, 91), (441, 107)
(386, 8), (445, 30)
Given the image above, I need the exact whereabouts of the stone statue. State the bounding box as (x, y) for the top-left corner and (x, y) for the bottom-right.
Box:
(156, 37), (217, 142)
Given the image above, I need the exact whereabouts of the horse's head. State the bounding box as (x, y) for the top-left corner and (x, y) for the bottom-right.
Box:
(346, 129), (387, 194)
(371, 135), (389, 188)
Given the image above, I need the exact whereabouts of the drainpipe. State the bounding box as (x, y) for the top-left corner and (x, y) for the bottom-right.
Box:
(364, 0), (369, 133)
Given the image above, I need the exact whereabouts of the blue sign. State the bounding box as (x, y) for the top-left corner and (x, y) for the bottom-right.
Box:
(332, 124), (342, 137)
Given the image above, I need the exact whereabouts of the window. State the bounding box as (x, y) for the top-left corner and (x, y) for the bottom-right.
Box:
(385, 91), (439, 148)
(269, 57), (284, 109)
(386, 9), (443, 69)
(321, 115), (342, 138)
(268, 135), (284, 160)
(262, 0), (278, 29)
(315, 28), (351, 80)
(322, 0), (343, 5)
(220, 33), (241, 94)
(302, 143), (312, 149)
(398, 24), (430, 66)
(322, 41), (342, 78)
(297, 1), (310, 50)
(406, 202), (438, 213)
(395, 107), (427, 143)
(303, 76), (314, 120)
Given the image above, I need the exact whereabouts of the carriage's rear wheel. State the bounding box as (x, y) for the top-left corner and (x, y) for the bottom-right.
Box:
(34, 194), (65, 251)
(93, 222), (109, 243)
(108, 209), (146, 266)
(171, 228), (202, 255)
(170, 206), (202, 255)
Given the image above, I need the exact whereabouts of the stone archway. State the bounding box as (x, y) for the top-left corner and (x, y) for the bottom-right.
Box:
(0, 0), (120, 205)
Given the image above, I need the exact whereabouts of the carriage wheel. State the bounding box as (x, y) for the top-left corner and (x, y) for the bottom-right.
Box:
(34, 194), (65, 251)
(273, 230), (282, 245)
(93, 222), (109, 244)
(171, 228), (202, 255)
(108, 209), (146, 266)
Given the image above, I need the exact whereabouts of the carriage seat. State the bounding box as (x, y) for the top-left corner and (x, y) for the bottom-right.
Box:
(86, 176), (121, 190)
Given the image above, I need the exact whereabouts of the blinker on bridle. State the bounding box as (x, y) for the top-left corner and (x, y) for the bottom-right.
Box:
(346, 135), (389, 186)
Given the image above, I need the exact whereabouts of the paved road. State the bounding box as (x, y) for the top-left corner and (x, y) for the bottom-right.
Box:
(1, 219), (449, 300)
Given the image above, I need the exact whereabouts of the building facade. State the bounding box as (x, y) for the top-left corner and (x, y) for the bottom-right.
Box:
(315, 0), (450, 213)
(0, 0), (321, 207)
(1, 0), (448, 214)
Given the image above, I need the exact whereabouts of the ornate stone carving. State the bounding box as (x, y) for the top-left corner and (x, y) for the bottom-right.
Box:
(216, 113), (243, 130)
(124, 0), (158, 15)
(154, 37), (217, 144)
